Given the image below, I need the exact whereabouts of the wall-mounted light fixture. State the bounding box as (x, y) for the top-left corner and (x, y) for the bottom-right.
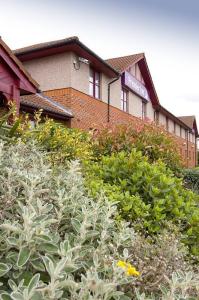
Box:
(73, 56), (90, 70)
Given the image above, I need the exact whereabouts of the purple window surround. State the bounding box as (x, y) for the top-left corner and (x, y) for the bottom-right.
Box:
(121, 88), (128, 112)
(89, 68), (100, 99)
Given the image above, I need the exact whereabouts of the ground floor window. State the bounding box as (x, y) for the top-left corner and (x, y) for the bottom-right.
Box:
(121, 89), (128, 112)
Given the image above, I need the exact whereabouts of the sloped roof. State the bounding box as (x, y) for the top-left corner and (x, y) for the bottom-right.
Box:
(14, 36), (79, 56)
(107, 53), (160, 106)
(0, 37), (39, 90)
(20, 93), (73, 118)
(106, 53), (144, 73)
(14, 36), (118, 78)
(178, 115), (198, 136)
(178, 116), (195, 129)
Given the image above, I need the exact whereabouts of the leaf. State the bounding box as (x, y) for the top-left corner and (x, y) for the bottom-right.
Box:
(38, 242), (58, 253)
(10, 292), (24, 300)
(17, 247), (31, 268)
(71, 219), (81, 233)
(8, 279), (17, 291)
(1, 293), (12, 300)
(9, 119), (20, 138)
(42, 256), (54, 276)
(31, 260), (45, 272)
(0, 263), (10, 277)
(28, 273), (40, 295)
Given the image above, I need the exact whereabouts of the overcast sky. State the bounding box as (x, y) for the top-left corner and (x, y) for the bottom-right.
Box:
(0, 0), (198, 124)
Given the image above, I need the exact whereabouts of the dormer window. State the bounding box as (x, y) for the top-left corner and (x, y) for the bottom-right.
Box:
(89, 68), (100, 99)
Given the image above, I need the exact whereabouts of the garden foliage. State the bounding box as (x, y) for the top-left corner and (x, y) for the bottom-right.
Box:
(184, 168), (199, 194)
(92, 123), (183, 172)
(22, 119), (93, 163)
(0, 141), (198, 299)
(85, 150), (199, 256)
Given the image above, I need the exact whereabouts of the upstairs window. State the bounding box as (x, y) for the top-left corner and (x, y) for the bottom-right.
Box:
(166, 117), (169, 131)
(174, 122), (176, 134)
(121, 89), (128, 112)
(142, 101), (147, 120)
(154, 110), (159, 124)
(89, 68), (100, 99)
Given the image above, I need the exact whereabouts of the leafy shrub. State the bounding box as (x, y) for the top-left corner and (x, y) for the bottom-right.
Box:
(22, 119), (93, 163)
(0, 140), (198, 299)
(0, 140), (138, 299)
(184, 168), (199, 194)
(85, 150), (199, 256)
(92, 123), (183, 172)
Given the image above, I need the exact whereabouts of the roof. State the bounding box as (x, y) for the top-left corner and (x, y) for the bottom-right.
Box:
(14, 36), (119, 78)
(178, 115), (198, 136)
(14, 36), (78, 56)
(20, 93), (73, 118)
(107, 53), (160, 106)
(178, 116), (196, 129)
(106, 53), (144, 73)
(0, 37), (39, 90)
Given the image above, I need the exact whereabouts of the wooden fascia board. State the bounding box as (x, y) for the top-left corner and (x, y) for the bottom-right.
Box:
(0, 46), (37, 94)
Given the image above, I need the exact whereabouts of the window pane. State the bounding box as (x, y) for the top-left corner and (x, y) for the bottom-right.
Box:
(124, 101), (127, 112)
(89, 68), (94, 83)
(95, 72), (100, 84)
(89, 82), (94, 96)
(95, 85), (100, 99)
(121, 99), (124, 110)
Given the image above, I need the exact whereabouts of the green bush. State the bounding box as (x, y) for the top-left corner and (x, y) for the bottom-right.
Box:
(85, 150), (199, 256)
(184, 168), (199, 194)
(0, 133), (198, 298)
(22, 119), (93, 163)
(0, 141), (137, 299)
(92, 123), (183, 173)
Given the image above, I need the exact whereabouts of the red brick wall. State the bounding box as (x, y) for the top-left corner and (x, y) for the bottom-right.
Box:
(44, 88), (197, 168)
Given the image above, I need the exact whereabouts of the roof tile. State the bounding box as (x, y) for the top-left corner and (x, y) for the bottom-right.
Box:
(20, 93), (73, 118)
(106, 53), (144, 72)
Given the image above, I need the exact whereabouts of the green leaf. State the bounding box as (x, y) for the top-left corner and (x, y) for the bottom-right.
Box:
(42, 256), (54, 276)
(17, 247), (31, 268)
(0, 263), (10, 277)
(38, 242), (58, 253)
(1, 293), (12, 300)
(71, 219), (81, 233)
(28, 273), (40, 295)
(31, 260), (45, 272)
(10, 292), (24, 300)
(9, 119), (20, 138)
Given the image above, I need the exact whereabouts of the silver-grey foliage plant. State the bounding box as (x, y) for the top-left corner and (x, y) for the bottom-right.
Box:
(0, 141), (198, 300)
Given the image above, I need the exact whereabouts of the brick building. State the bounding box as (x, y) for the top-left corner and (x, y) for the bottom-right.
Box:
(0, 36), (198, 167)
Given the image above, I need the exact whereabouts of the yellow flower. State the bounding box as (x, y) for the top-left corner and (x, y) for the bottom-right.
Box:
(117, 260), (140, 277)
(117, 260), (127, 268)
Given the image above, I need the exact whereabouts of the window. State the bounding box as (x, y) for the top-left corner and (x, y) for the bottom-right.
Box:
(121, 89), (128, 112)
(174, 122), (176, 134)
(142, 101), (147, 120)
(89, 68), (100, 99)
(166, 117), (169, 131)
(180, 126), (182, 137)
(154, 111), (159, 124)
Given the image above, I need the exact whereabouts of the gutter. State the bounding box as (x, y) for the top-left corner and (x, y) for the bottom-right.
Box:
(107, 76), (120, 122)
(14, 38), (119, 78)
